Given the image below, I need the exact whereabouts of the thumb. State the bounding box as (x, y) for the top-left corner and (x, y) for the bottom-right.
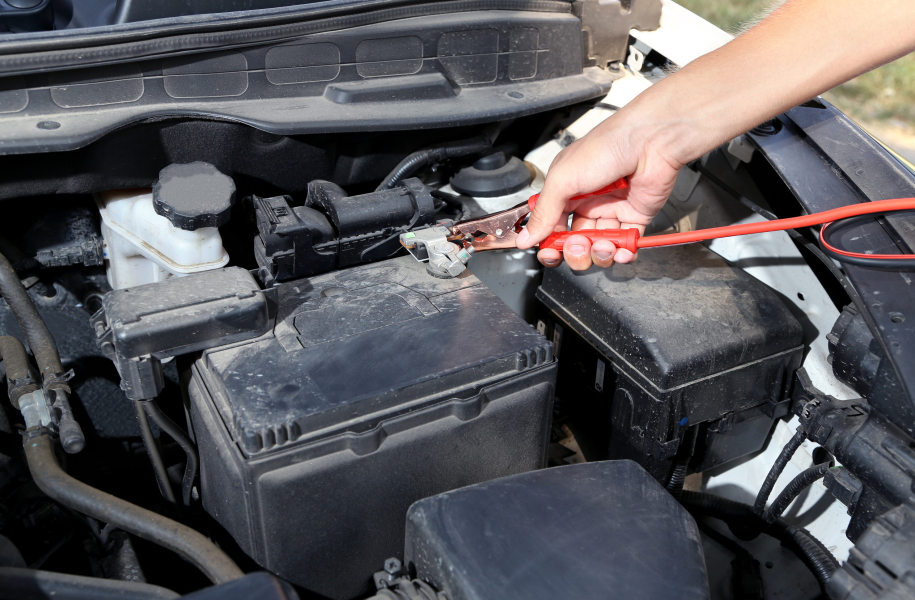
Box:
(517, 182), (569, 249)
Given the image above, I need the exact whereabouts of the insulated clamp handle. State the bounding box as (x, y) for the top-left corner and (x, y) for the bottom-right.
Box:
(540, 228), (640, 253)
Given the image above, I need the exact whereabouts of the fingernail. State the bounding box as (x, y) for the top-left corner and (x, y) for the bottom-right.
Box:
(567, 244), (586, 257)
(542, 258), (559, 266)
(515, 227), (530, 246)
(595, 250), (613, 261)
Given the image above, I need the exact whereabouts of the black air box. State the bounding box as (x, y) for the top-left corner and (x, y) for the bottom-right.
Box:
(189, 256), (555, 600)
(405, 460), (710, 600)
(536, 244), (803, 480)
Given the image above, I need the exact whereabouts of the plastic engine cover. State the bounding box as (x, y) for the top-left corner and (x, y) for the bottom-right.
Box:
(189, 255), (556, 599)
(405, 460), (710, 600)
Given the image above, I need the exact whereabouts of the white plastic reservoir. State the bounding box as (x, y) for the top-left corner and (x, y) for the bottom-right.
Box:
(96, 189), (230, 290)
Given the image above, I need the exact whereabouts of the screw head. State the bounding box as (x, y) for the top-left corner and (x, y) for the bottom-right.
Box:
(495, 228), (503, 236)
(384, 558), (402, 575)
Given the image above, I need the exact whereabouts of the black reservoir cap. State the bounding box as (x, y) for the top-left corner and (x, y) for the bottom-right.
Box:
(153, 162), (236, 231)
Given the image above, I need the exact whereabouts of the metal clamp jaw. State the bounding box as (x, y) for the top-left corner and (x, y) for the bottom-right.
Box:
(400, 226), (474, 278)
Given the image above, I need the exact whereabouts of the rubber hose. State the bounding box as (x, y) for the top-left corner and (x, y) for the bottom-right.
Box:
(376, 135), (492, 191)
(23, 433), (243, 584)
(144, 400), (199, 507)
(0, 335), (39, 406)
(754, 428), (807, 517)
(762, 461), (833, 525)
(681, 491), (837, 594)
(0, 566), (179, 600)
(133, 400), (178, 505)
(0, 251), (64, 384)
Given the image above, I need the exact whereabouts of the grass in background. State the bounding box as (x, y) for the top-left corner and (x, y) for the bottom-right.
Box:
(677, 0), (915, 156)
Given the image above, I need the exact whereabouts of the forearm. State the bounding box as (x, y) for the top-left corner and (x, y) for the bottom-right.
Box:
(629, 0), (915, 164)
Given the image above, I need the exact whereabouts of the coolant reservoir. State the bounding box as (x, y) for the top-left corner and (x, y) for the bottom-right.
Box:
(96, 162), (234, 289)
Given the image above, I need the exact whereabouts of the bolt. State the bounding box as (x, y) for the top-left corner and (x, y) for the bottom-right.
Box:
(495, 228), (503, 237)
(384, 558), (402, 575)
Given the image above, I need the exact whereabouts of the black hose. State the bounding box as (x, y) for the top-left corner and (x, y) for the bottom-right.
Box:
(376, 135), (492, 191)
(144, 400), (199, 507)
(762, 461), (834, 525)
(680, 491), (837, 594)
(0, 566), (179, 600)
(0, 251), (65, 387)
(133, 400), (178, 505)
(23, 433), (243, 584)
(0, 335), (39, 407)
(754, 427), (807, 517)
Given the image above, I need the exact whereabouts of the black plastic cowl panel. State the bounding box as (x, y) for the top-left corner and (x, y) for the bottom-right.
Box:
(0, 8), (624, 154)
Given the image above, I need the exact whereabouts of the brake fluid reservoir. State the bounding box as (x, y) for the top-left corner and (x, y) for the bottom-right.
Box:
(96, 162), (234, 289)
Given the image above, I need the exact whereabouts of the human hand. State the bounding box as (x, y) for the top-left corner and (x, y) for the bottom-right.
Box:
(515, 112), (684, 270)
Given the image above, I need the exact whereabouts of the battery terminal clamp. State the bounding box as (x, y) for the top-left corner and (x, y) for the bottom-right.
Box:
(400, 226), (474, 278)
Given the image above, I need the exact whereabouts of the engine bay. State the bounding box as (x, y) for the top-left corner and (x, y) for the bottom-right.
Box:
(2, 3), (915, 600)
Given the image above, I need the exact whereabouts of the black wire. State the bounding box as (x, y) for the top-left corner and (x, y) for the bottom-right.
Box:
(431, 189), (472, 222)
(666, 426), (698, 500)
(820, 213), (915, 268)
(143, 400), (199, 507)
(376, 135), (492, 191)
(666, 462), (688, 500)
(754, 427), (807, 517)
(762, 460), (834, 525)
(697, 518), (750, 558)
(680, 491), (838, 594)
(133, 400), (177, 505)
(591, 102), (620, 111)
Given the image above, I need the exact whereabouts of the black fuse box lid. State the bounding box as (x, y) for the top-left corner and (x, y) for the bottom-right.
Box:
(100, 267), (273, 360)
(197, 256), (553, 457)
(536, 244), (803, 389)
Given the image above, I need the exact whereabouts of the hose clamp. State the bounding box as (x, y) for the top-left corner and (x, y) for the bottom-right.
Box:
(7, 376), (40, 409)
(42, 369), (75, 395)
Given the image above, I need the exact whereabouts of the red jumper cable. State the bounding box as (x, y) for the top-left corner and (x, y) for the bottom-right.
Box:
(534, 178), (915, 266)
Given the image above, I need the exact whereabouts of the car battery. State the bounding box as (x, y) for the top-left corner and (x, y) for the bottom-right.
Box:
(535, 243), (803, 481)
(188, 255), (556, 600)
